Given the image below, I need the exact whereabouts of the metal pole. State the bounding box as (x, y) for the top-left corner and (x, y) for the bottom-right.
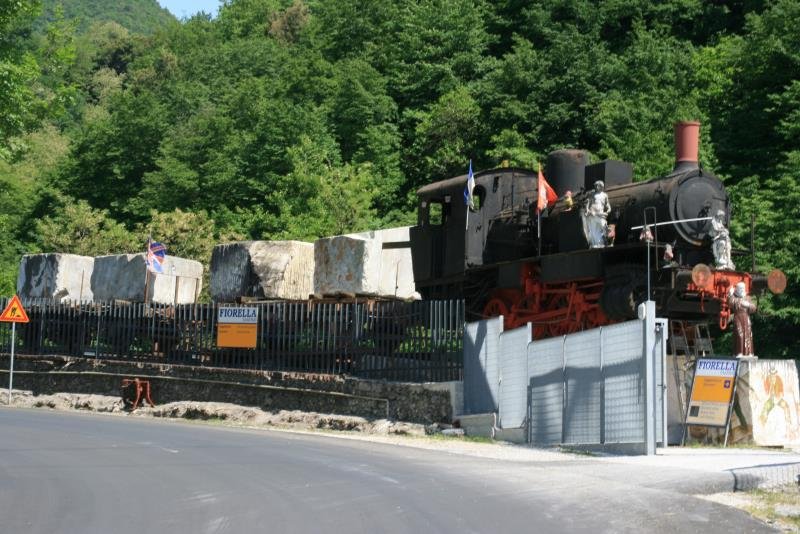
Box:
(8, 322), (15, 404)
(750, 213), (756, 273)
(647, 238), (651, 300)
(538, 210), (542, 255)
(643, 300), (656, 455)
(659, 321), (668, 448)
(95, 306), (101, 358)
(723, 361), (741, 448)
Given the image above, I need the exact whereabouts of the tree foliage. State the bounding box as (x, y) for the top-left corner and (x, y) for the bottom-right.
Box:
(0, 0), (798, 355)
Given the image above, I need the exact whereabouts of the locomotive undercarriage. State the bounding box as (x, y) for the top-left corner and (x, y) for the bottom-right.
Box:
(460, 243), (768, 340)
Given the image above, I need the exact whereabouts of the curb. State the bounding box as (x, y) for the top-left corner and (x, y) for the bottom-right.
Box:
(729, 462), (800, 491)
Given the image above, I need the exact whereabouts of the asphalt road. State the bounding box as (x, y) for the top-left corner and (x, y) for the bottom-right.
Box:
(0, 408), (773, 534)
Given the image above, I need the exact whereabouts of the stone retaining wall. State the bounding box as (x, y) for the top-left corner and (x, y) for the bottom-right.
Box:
(0, 355), (455, 424)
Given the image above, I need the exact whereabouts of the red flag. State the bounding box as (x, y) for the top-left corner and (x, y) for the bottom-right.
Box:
(537, 164), (558, 213)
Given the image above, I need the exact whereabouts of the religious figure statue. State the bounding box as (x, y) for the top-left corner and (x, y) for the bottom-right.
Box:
(583, 180), (611, 248)
(728, 281), (756, 357)
(709, 209), (734, 270)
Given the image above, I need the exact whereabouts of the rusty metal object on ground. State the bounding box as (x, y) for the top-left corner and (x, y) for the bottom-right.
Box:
(121, 378), (155, 410)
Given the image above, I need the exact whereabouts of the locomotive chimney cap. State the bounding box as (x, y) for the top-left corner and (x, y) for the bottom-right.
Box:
(674, 121), (701, 172)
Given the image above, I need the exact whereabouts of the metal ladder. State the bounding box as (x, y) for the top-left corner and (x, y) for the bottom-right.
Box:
(669, 320), (715, 424)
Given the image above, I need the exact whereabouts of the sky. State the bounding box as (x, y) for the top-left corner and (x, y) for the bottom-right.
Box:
(158, 0), (220, 19)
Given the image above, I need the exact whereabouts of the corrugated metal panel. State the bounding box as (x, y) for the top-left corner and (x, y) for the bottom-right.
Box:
(463, 317), (503, 414)
(655, 318), (668, 444)
(603, 320), (645, 444)
(529, 336), (565, 446)
(498, 324), (531, 428)
(563, 329), (602, 445)
(465, 314), (665, 453)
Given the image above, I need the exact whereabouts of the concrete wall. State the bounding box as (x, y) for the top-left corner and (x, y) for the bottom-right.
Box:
(0, 355), (454, 424)
(210, 241), (314, 302)
(17, 254), (94, 302)
(92, 254), (202, 304)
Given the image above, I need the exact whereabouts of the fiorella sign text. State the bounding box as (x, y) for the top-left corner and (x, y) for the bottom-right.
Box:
(217, 307), (258, 324)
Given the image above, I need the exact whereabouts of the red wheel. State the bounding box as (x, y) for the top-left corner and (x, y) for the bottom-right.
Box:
(483, 298), (510, 318)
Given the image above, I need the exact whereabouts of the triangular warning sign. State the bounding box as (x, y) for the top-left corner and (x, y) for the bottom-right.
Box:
(0, 295), (29, 323)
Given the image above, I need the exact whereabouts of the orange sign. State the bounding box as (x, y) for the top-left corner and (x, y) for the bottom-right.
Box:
(217, 324), (258, 348)
(686, 358), (738, 427)
(0, 295), (29, 323)
(216, 306), (258, 349)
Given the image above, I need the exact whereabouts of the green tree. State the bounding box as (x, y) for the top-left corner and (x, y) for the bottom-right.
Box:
(0, 0), (40, 159)
(407, 86), (483, 186)
(35, 197), (137, 255)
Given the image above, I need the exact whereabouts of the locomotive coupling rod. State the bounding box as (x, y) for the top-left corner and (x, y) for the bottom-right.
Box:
(631, 216), (711, 230)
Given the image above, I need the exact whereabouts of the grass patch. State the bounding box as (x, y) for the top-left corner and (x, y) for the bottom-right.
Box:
(426, 433), (495, 444)
(743, 486), (800, 531)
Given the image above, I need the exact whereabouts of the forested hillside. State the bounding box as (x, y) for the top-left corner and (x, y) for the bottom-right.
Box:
(33, 0), (175, 34)
(1, 0), (798, 355)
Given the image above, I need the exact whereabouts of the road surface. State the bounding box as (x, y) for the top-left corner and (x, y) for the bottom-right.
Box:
(0, 408), (772, 533)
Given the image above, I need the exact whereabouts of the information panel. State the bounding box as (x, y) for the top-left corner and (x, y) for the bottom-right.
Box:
(686, 358), (739, 427)
(216, 307), (258, 348)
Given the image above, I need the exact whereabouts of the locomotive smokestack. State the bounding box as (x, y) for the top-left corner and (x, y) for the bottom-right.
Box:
(674, 121), (700, 172)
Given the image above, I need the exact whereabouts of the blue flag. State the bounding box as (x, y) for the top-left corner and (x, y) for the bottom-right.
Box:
(146, 239), (167, 274)
(463, 160), (475, 209)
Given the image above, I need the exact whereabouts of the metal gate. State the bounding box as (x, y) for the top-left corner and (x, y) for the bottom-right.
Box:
(464, 302), (667, 454)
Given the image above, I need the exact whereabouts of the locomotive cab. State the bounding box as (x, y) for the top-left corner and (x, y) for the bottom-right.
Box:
(410, 168), (539, 298)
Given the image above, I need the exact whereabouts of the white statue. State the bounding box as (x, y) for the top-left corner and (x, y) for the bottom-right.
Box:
(583, 180), (611, 248)
(709, 209), (734, 270)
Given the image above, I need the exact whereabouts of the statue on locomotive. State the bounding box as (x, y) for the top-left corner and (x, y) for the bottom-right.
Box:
(409, 121), (786, 342)
(583, 180), (611, 248)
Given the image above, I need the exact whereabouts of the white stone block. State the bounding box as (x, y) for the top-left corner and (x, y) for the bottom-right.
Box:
(92, 253), (203, 304)
(210, 241), (314, 302)
(17, 253), (94, 302)
(313, 226), (420, 299)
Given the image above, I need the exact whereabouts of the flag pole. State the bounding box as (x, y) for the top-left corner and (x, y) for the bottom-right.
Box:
(537, 163), (542, 255)
(144, 235), (151, 304)
(464, 160), (473, 272)
(465, 159), (472, 232)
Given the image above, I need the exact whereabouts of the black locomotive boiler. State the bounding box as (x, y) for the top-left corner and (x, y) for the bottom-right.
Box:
(409, 122), (786, 339)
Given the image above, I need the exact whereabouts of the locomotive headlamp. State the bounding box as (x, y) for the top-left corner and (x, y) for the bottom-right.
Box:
(691, 263), (712, 289)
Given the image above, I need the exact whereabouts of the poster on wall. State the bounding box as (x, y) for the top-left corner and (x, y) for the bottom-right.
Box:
(741, 360), (800, 446)
(686, 358), (738, 427)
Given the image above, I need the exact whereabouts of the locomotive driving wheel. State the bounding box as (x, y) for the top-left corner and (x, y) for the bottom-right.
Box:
(483, 298), (510, 318)
(481, 265), (611, 339)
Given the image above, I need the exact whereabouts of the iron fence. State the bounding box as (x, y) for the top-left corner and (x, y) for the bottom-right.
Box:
(0, 297), (464, 382)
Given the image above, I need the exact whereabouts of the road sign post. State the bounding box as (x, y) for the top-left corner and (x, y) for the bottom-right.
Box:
(8, 322), (14, 404)
(1, 295), (30, 405)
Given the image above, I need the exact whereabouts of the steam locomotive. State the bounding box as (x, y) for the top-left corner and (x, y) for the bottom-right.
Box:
(409, 122), (787, 339)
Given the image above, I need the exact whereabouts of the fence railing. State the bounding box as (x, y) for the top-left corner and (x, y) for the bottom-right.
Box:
(0, 297), (464, 382)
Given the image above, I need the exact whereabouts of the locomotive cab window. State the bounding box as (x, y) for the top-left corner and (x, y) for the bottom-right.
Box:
(472, 185), (486, 210)
(429, 201), (445, 225)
